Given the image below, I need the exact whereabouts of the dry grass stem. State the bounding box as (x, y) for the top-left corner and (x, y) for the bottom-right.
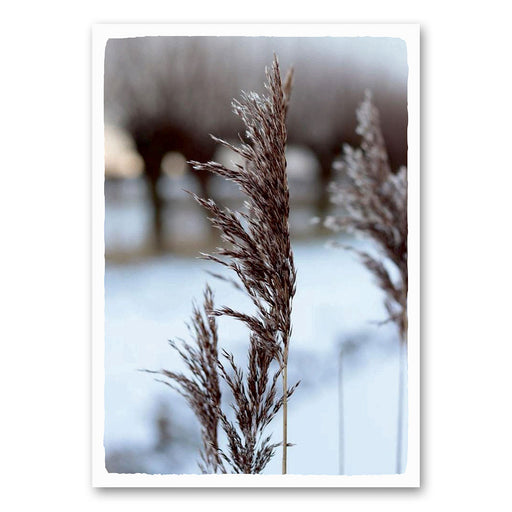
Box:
(151, 56), (297, 474)
(326, 90), (408, 341)
(326, 90), (408, 474)
(146, 285), (224, 473)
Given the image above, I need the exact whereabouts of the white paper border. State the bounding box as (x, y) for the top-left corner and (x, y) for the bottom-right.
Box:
(92, 23), (420, 488)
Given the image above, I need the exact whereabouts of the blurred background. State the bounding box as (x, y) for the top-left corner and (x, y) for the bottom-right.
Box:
(103, 36), (409, 475)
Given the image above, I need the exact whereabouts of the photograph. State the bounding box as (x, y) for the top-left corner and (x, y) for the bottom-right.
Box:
(93, 24), (419, 486)
(6, 4), (512, 509)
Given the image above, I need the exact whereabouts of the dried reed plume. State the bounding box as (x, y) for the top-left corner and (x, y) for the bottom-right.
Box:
(152, 56), (297, 474)
(190, 55), (297, 474)
(147, 285), (225, 473)
(326, 90), (407, 340)
(325, 90), (408, 473)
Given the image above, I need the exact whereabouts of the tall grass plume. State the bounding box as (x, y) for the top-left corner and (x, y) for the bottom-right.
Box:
(150, 56), (298, 474)
(326, 90), (408, 473)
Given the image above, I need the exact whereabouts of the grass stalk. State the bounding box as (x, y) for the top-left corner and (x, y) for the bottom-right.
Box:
(282, 363), (288, 474)
(151, 55), (297, 474)
(338, 347), (345, 475)
(326, 90), (408, 475)
(396, 311), (408, 473)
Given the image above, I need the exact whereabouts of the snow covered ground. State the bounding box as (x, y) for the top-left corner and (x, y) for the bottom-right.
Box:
(104, 237), (408, 475)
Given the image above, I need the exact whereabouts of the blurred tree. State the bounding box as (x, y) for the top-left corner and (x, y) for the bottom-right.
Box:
(104, 36), (408, 249)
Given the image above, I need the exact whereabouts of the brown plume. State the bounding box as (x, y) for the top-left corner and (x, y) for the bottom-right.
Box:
(151, 56), (297, 474)
(326, 90), (408, 341)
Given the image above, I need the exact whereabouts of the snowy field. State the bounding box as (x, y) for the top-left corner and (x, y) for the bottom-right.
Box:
(104, 237), (408, 475)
